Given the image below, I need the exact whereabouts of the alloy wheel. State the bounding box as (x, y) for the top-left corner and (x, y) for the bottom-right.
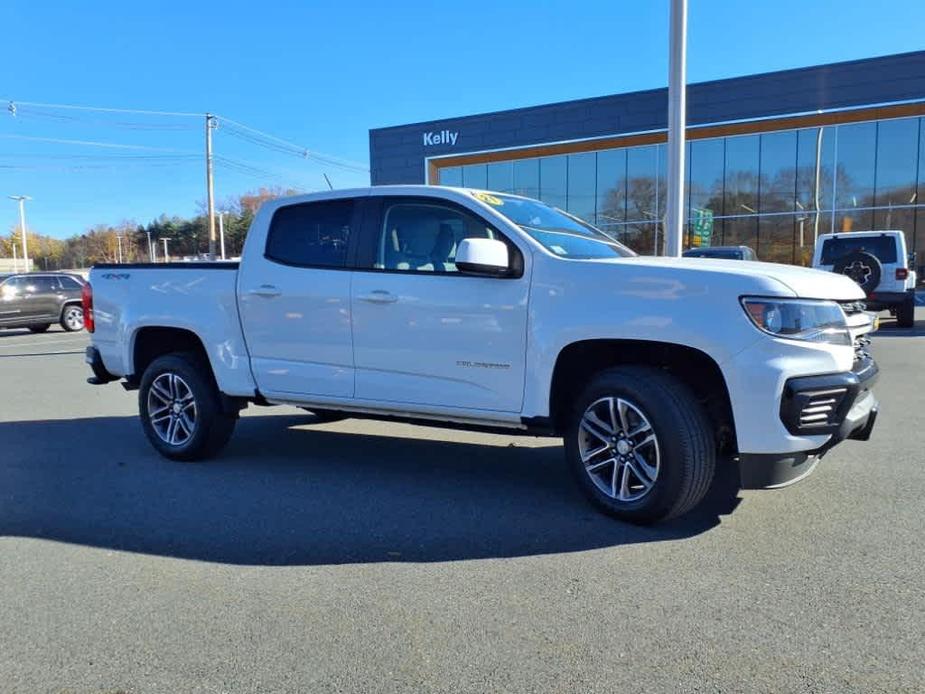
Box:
(64, 306), (84, 331)
(147, 373), (197, 446)
(577, 396), (660, 502)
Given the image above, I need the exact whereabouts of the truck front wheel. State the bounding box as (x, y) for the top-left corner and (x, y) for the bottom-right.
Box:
(565, 366), (716, 524)
(138, 352), (237, 461)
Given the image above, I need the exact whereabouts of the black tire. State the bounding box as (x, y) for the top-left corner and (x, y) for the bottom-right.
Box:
(28, 324), (51, 333)
(299, 408), (350, 424)
(59, 304), (84, 332)
(564, 366), (715, 524)
(833, 251), (882, 293)
(896, 297), (915, 328)
(138, 352), (237, 461)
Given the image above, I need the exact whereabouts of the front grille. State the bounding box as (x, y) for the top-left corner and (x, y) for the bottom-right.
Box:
(854, 334), (872, 363)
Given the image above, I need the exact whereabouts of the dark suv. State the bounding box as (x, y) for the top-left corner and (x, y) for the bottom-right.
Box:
(0, 273), (86, 333)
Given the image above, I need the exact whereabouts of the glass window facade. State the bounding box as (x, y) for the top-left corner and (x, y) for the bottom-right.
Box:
(435, 115), (925, 266)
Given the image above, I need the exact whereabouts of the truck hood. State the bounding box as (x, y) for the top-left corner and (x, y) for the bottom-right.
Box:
(596, 255), (865, 301)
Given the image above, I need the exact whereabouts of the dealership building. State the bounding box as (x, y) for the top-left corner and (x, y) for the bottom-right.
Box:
(369, 51), (925, 268)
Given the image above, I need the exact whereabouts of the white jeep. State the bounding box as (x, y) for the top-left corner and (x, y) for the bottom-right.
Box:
(812, 230), (917, 328)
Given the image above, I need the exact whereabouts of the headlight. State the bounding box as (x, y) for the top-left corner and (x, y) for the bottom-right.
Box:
(741, 297), (851, 346)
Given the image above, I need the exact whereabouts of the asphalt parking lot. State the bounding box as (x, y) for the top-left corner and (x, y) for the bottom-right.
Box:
(1, 312), (923, 693)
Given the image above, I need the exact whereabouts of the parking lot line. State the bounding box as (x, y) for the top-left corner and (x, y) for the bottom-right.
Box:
(0, 337), (88, 350)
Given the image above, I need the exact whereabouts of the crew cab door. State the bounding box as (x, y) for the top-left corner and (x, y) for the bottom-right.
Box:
(237, 196), (361, 399)
(350, 196), (529, 413)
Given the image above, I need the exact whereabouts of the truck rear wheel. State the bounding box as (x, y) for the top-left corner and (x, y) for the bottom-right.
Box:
(138, 352), (237, 461)
(896, 297), (915, 328)
(565, 366), (715, 524)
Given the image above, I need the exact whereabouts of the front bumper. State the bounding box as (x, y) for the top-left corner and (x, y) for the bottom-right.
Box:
(739, 357), (879, 489)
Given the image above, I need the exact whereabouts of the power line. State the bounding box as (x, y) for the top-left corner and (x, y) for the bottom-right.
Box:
(4, 98), (370, 174)
(13, 106), (197, 131)
(4, 99), (201, 118)
(0, 133), (198, 153)
(216, 114), (369, 173)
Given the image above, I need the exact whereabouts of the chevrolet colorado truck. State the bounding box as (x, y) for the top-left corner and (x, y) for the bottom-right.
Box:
(83, 186), (880, 524)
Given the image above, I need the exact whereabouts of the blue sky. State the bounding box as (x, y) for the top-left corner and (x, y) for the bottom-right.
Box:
(3, 0), (924, 238)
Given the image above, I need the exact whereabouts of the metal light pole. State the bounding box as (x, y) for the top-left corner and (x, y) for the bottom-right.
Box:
(161, 238), (172, 263)
(218, 211), (227, 260)
(8, 195), (31, 271)
(664, 0), (687, 258)
(12, 243), (18, 273)
(205, 114), (217, 258)
(116, 235), (124, 264)
(146, 231), (154, 262)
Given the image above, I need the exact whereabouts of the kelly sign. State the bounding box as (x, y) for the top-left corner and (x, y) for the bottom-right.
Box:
(423, 130), (458, 147)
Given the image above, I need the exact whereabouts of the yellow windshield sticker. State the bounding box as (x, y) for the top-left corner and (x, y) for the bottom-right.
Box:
(473, 192), (503, 206)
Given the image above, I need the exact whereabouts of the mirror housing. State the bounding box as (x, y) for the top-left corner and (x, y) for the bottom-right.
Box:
(455, 238), (510, 276)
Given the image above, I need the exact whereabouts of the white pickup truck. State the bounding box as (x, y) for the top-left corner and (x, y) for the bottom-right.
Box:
(84, 186), (880, 524)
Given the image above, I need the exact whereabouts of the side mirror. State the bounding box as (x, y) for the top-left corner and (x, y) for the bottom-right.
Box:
(455, 238), (510, 276)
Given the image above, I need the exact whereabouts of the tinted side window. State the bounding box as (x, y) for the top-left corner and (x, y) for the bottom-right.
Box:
(265, 199), (353, 268)
(32, 277), (59, 292)
(1, 277), (24, 296)
(58, 276), (83, 290)
(374, 203), (495, 273)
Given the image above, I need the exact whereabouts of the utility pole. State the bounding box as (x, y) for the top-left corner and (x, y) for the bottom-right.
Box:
(205, 113), (217, 258)
(8, 195), (31, 271)
(161, 238), (172, 263)
(664, 0), (687, 258)
(218, 211), (227, 260)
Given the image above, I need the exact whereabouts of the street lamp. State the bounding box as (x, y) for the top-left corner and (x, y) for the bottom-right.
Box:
(8, 195), (31, 272)
(664, 0), (687, 258)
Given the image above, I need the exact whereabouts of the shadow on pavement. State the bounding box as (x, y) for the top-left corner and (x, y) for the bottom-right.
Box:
(0, 414), (740, 566)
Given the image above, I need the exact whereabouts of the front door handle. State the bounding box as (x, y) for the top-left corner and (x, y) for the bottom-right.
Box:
(248, 284), (281, 298)
(357, 290), (398, 304)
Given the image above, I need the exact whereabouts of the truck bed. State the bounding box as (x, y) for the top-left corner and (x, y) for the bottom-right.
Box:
(89, 262), (256, 397)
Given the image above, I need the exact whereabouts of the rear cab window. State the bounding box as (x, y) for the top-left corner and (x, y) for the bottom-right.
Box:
(820, 236), (898, 264)
(265, 199), (354, 268)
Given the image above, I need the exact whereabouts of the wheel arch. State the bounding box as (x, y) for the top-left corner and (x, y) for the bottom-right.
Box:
(548, 339), (737, 453)
(59, 299), (83, 316)
(130, 326), (211, 384)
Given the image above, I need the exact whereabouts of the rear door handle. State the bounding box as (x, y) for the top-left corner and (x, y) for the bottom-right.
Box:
(248, 284), (281, 298)
(357, 290), (398, 304)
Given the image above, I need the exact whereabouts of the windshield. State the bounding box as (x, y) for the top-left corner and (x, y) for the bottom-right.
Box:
(471, 191), (635, 259)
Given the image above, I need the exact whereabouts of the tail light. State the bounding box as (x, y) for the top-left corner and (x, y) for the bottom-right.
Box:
(81, 282), (95, 333)
(895, 268), (909, 280)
